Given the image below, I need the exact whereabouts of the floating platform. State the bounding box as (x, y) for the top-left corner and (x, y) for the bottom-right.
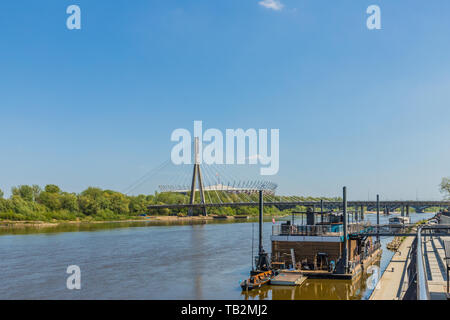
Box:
(272, 247), (383, 280)
(270, 272), (307, 286)
(300, 270), (354, 280)
(234, 215), (249, 219)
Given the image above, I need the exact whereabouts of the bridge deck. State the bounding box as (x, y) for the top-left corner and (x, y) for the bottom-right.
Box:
(423, 235), (449, 300)
(148, 200), (450, 210)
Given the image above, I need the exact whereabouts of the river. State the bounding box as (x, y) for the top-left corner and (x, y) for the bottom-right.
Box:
(0, 212), (435, 299)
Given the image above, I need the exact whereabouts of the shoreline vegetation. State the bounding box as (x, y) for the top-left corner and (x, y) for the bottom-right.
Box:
(0, 183), (440, 230)
(0, 184), (341, 226)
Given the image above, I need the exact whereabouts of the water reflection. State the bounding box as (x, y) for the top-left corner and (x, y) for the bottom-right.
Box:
(191, 224), (205, 299)
(242, 259), (379, 300)
(0, 218), (247, 236)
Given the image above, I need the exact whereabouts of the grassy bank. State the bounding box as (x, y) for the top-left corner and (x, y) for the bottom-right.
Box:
(0, 210), (143, 223)
(0, 184), (340, 224)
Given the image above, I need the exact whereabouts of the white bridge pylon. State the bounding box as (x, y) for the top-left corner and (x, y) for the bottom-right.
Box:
(122, 139), (278, 212)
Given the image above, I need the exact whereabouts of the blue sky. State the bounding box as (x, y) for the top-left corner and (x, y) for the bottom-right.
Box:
(1, 0), (450, 200)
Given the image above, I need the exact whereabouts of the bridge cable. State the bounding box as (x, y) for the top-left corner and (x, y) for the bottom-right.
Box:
(210, 165), (234, 204)
(201, 164), (218, 205)
(210, 163), (247, 204)
(202, 163), (223, 204)
(209, 163), (246, 203)
(210, 165), (251, 203)
(123, 159), (172, 195)
(123, 159), (170, 194)
(196, 166), (212, 205)
(179, 164), (193, 204)
(201, 163), (217, 203)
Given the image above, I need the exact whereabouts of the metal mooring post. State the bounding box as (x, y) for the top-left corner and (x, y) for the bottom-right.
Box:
(320, 199), (324, 224)
(255, 189), (270, 272)
(343, 187), (348, 273)
(258, 190), (263, 255)
(313, 204), (316, 223)
(376, 195), (380, 243)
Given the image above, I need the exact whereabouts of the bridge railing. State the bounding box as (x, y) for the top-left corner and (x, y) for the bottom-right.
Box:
(416, 227), (431, 300)
(403, 236), (418, 300)
(348, 223), (418, 236)
(272, 223), (370, 237)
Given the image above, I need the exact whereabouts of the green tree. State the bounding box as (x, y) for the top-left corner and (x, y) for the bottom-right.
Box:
(81, 187), (109, 210)
(78, 195), (99, 215)
(0, 189), (3, 199)
(11, 185), (34, 202)
(38, 191), (62, 211)
(440, 177), (450, 199)
(129, 195), (150, 214)
(105, 191), (130, 214)
(60, 193), (79, 212)
(45, 184), (61, 194)
(31, 185), (42, 200)
(81, 187), (104, 200)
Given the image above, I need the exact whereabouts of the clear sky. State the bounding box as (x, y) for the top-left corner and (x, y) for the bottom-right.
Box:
(1, 0), (450, 200)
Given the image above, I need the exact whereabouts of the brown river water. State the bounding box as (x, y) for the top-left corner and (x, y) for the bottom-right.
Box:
(0, 213), (434, 299)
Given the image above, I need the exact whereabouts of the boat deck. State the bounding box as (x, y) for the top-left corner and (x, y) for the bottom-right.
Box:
(275, 247), (382, 280)
(423, 235), (449, 300)
(271, 272), (307, 286)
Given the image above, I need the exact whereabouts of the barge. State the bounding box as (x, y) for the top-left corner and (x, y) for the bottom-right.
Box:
(270, 210), (381, 279)
(388, 216), (410, 229)
(242, 187), (382, 292)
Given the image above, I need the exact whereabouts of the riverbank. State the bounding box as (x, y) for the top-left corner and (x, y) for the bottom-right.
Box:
(0, 211), (431, 230)
(0, 214), (289, 230)
(0, 218), (150, 229)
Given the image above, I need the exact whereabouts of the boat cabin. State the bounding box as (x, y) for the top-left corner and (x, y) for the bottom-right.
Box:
(270, 210), (380, 278)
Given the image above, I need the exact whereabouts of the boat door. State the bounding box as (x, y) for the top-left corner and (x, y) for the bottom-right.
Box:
(316, 252), (329, 270)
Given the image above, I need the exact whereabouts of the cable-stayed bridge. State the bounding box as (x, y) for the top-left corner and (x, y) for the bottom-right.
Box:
(147, 200), (450, 211)
(123, 141), (450, 215)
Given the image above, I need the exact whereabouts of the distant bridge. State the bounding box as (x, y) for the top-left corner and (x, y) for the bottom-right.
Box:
(148, 200), (450, 211)
(140, 151), (450, 215)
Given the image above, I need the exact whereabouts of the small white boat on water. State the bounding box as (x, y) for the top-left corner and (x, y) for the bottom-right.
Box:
(389, 216), (410, 229)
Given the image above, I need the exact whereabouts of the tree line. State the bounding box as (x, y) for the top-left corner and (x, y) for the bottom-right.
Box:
(4, 177), (448, 222)
(0, 184), (157, 221)
(0, 184), (340, 221)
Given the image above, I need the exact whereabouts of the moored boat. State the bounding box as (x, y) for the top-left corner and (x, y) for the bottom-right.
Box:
(270, 192), (382, 279)
(212, 215), (228, 219)
(240, 270), (274, 291)
(388, 216), (410, 229)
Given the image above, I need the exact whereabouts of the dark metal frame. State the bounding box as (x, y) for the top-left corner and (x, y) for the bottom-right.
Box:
(148, 200), (450, 210)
